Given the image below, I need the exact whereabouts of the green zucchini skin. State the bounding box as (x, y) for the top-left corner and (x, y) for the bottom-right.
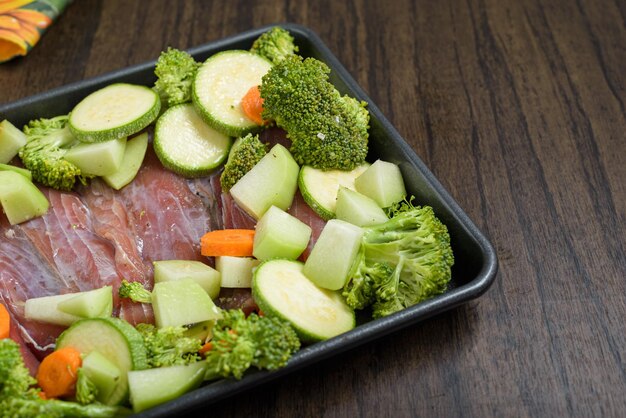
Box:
(69, 83), (161, 143)
(192, 50), (272, 138)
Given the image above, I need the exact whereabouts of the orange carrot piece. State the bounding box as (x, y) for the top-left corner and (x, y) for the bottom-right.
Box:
(199, 342), (213, 356)
(241, 85), (266, 126)
(0, 303), (10, 339)
(36, 347), (82, 398)
(201, 229), (255, 257)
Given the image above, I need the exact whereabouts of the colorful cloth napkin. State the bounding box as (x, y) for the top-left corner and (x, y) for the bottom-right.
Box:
(0, 0), (72, 63)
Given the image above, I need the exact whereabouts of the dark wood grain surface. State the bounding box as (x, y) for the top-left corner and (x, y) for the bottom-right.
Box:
(1, 0), (625, 416)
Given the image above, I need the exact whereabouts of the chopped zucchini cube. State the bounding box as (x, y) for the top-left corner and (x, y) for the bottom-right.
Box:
(0, 119), (27, 164)
(153, 260), (221, 300)
(64, 136), (127, 176)
(335, 187), (388, 227)
(303, 219), (364, 290)
(102, 132), (148, 190)
(354, 159), (406, 208)
(81, 351), (122, 405)
(229, 144), (299, 219)
(0, 171), (49, 225)
(128, 361), (207, 413)
(57, 286), (113, 318)
(216, 256), (260, 288)
(253, 205), (312, 261)
(152, 279), (222, 328)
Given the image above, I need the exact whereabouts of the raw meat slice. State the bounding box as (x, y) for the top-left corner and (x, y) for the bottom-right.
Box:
(79, 179), (154, 325)
(0, 218), (72, 358)
(119, 148), (212, 269)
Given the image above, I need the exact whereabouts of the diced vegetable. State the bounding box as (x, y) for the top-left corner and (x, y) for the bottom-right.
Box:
(216, 256), (260, 288)
(298, 163), (370, 220)
(57, 286), (113, 319)
(69, 83), (160, 143)
(25, 293), (84, 326)
(192, 50), (272, 137)
(80, 351), (122, 405)
(63, 136), (127, 176)
(101, 132), (149, 190)
(303, 219), (364, 290)
(154, 103), (231, 177)
(241, 85), (266, 126)
(56, 317), (149, 405)
(354, 159), (407, 208)
(0, 119), (27, 164)
(151, 279), (222, 328)
(200, 229), (255, 257)
(0, 163), (32, 180)
(229, 143), (300, 220)
(128, 361), (207, 413)
(253, 205), (311, 261)
(0, 170), (49, 225)
(252, 259), (355, 342)
(335, 187), (388, 227)
(153, 260), (221, 300)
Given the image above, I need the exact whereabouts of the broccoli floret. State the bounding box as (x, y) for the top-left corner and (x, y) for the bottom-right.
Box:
(118, 280), (152, 304)
(135, 324), (202, 368)
(343, 202), (454, 318)
(203, 309), (300, 381)
(260, 55), (369, 170)
(250, 26), (299, 65)
(153, 47), (200, 108)
(18, 115), (83, 191)
(0, 339), (126, 418)
(219, 133), (268, 192)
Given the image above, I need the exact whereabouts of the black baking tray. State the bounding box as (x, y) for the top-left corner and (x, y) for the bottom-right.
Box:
(0, 23), (498, 417)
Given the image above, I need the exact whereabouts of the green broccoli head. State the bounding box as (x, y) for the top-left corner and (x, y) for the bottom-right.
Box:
(219, 133), (268, 192)
(342, 203), (454, 318)
(203, 309), (300, 381)
(260, 55), (369, 170)
(0, 339), (36, 401)
(250, 26), (299, 65)
(118, 280), (152, 304)
(153, 47), (200, 108)
(135, 324), (202, 368)
(246, 313), (300, 370)
(18, 115), (83, 191)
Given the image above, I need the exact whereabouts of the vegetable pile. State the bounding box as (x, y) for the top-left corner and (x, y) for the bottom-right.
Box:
(0, 26), (454, 416)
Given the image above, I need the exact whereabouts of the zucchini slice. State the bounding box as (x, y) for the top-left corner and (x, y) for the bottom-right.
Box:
(69, 83), (160, 143)
(192, 50), (272, 137)
(154, 104), (231, 177)
(298, 163), (370, 220)
(56, 317), (148, 405)
(252, 259), (355, 343)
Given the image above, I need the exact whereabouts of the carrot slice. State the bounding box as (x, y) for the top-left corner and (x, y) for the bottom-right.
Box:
(241, 85), (266, 126)
(36, 346), (82, 398)
(199, 342), (213, 356)
(0, 303), (10, 339)
(201, 229), (255, 257)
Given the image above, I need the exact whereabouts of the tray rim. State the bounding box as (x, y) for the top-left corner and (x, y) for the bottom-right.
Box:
(0, 22), (498, 417)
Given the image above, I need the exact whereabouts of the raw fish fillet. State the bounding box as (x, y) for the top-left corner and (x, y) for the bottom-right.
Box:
(119, 148), (214, 268)
(0, 218), (73, 358)
(79, 179), (154, 325)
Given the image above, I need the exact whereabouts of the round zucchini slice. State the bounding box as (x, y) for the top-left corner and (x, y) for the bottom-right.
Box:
(252, 259), (355, 343)
(154, 103), (231, 177)
(192, 50), (272, 137)
(56, 317), (148, 405)
(69, 83), (160, 143)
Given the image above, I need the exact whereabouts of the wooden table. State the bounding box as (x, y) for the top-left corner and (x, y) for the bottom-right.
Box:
(1, 0), (624, 416)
